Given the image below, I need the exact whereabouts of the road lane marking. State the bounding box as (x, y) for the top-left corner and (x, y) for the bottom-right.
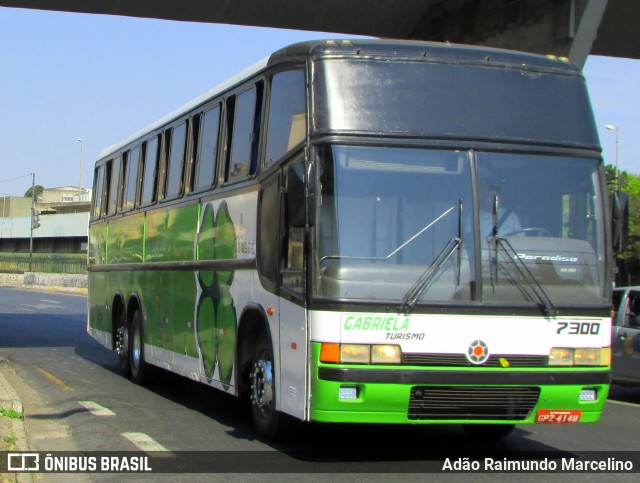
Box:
(40, 299), (61, 304)
(122, 432), (174, 457)
(33, 366), (74, 391)
(78, 401), (116, 416)
(607, 399), (640, 409)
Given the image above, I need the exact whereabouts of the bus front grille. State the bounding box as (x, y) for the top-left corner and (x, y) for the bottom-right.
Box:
(403, 353), (548, 367)
(408, 386), (540, 421)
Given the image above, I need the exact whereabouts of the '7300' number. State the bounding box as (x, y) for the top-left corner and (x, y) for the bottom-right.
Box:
(556, 321), (600, 335)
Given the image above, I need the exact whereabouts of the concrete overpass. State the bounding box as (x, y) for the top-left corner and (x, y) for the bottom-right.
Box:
(0, 0), (637, 67)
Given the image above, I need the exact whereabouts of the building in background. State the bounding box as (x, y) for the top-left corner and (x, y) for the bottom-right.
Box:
(0, 186), (91, 254)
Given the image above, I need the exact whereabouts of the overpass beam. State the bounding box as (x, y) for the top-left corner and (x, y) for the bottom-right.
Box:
(567, 0), (608, 67)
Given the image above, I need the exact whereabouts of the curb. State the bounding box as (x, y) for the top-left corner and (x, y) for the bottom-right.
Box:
(0, 283), (87, 296)
(0, 359), (30, 452)
(0, 360), (23, 415)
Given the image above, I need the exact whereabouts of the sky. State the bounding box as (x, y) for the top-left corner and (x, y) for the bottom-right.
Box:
(0, 7), (639, 196)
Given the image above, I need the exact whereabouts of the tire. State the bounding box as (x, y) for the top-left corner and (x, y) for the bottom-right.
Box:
(129, 309), (152, 385)
(115, 310), (130, 377)
(462, 424), (515, 440)
(250, 329), (287, 440)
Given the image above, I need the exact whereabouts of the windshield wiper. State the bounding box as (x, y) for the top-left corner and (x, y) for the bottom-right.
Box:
(319, 205), (455, 265)
(397, 199), (464, 315)
(398, 237), (462, 314)
(494, 236), (558, 317)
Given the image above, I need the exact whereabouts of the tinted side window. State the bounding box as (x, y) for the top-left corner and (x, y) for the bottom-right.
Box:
(141, 137), (160, 205)
(107, 157), (121, 215)
(165, 122), (187, 199)
(258, 173), (280, 289)
(265, 70), (306, 167)
(194, 106), (221, 191)
(226, 83), (263, 183)
(92, 165), (104, 219)
(227, 88), (256, 182)
(626, 291), (640, 328)
(122, 147), (140, 211)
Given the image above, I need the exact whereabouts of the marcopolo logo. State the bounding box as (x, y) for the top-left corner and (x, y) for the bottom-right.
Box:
(466, 340), (489, 365)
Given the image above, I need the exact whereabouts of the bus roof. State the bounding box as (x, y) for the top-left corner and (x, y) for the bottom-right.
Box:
(98, 56), (269, 159)
(270, 39), (581, 73)
(98, 39), (581, 161)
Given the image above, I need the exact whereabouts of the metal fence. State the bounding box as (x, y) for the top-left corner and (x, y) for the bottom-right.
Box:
(0, 253), (87, 274)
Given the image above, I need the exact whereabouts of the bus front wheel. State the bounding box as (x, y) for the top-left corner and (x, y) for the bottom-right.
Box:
(250, 330), (286, 440)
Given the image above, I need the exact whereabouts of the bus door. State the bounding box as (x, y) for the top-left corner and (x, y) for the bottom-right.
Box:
(258, 157), (308, 420)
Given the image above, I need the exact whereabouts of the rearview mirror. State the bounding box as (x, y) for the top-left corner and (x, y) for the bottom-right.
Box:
(611, 190), (629, 254)
(286, 162), (306, 228)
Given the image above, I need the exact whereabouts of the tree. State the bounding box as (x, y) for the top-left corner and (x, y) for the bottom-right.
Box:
(24, 185), (44, 199)
(606, 165), (640, 285)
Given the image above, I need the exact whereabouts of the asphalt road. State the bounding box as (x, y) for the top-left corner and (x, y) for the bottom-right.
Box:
(0, 286), (639, 481)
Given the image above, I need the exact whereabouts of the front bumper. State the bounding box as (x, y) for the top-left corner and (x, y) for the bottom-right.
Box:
(310, 343), (610, 424)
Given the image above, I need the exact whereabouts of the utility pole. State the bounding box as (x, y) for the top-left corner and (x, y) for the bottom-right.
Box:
(605, 124), (620, 191)
(78, 139), (83, 201)
(29, 173), (35, 272)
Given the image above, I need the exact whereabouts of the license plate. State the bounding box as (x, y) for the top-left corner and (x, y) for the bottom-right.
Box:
(535, 410), (582, 424)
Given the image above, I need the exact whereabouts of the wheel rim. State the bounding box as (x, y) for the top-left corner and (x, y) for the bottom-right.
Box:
(115, 325), (128, 357)
(250, 358), (274, 416)
(132, 324), (141, 370)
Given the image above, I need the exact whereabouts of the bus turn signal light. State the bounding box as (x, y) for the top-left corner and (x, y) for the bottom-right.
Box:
(320, 343), (340, 363)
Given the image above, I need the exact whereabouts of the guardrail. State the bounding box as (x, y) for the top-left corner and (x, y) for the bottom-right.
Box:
(0, 253), (87, 275)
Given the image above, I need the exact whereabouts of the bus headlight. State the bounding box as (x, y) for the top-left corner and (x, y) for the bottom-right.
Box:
(371, 345), (401, 364)
(549, 348), (573, 366)
(574, 348), (600, 365)
(549, 348), (610, 366)
(340, 344), (370, 363)
(320, 343), (402, 364)
(578, 347), (610, 366)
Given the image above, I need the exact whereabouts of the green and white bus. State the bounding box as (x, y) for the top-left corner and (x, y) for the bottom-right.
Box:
(89, 39), (616, 439)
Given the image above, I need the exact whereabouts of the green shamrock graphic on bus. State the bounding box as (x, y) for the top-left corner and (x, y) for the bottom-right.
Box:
(194, 200), (237, 390)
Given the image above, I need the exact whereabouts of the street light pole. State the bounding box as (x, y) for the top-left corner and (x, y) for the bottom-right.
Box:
(29, 172), (35, 272)
(78, 139), (83, 201)
(605, 124), (620, 190)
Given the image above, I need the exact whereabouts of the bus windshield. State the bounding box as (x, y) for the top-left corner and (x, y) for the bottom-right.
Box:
(312, 145), (606, 308)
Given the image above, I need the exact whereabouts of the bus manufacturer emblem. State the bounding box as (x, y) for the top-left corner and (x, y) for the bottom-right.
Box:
(466, 340), (489, 365)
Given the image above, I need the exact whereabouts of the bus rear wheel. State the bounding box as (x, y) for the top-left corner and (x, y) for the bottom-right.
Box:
(249, 330), (286, 440)
(129, 310), (152, 385)
(115, 310), (130, 377)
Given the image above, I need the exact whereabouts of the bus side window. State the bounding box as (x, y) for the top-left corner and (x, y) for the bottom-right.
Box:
(225, 82), (264, 183)
(164, 121), (188, 200)
(283, 158), (306, 295)
(186, 113), (201, 193)
(265, 70), (306, 168)
(159, 129), (171, 200)
(121, 146), (140, 211)
(258, 172), (280, 291)
(105, 157), (122, 215)
(92, 165), (105, 220)
(141, 136), (160, 205)
(193, 105), (221, 192)
(119, 151), (129, 212)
